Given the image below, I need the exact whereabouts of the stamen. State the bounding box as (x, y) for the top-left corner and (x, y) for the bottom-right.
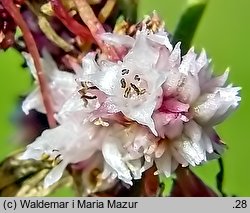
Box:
(55, 154), (62, 161)
(120, 78), (126, 88)
(130, 83), (140, 95)
(139, 89), (146, 95)
(134, 75), (140, 81)
(57, 159), (63, 165)
(81, 94), (97, 99)
(122, 68), (129, 75)
(124, 87), (131, 98)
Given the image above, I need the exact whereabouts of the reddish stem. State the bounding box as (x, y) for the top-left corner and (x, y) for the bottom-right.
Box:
(2, 0), (56, 128)
(50, 0), (95, 43)
(73, 0), (120, 61)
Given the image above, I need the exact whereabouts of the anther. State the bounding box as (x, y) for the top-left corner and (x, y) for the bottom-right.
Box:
(55, 154), (62, 162)
(81, 95), (97, 99)
(124, 87), (131, 98)
(120, 78), (126, 88)
(122, 68), (129, 75)
(139, 89), (146, 95)
(130, 83), (140, 95)
(134, 75), (140, 81)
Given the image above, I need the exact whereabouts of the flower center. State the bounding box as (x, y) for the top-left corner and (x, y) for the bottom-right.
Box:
(120, 68), (147, 99)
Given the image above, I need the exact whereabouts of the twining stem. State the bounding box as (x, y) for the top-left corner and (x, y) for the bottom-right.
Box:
(2, 0), (56, 128)
(73, 0), (120, 61)
(25, 1), (73, 52)
(50, 0), (95, 43)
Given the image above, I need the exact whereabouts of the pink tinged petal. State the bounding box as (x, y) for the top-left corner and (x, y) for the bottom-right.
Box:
(147, 32), (173, 51)
(163, 71), (200, 104)
(179, 47), (197, 75)
(184, 121), (207, 161)
(125, 104), (158, 136)
(153, 112), (183, 139)
(95, 97), (120, 114)
(196, 49), (208, 71)
(155, 46), (171, 71)
(133, 137), (150, 153)
(170, 146), (189, 167)
(209, 86), (241, 125)
(201, 69), (229, 93)
(154, 141), (166, 158)
(101, 32), (135, 47)
(206, 128), (226, 155)
(44, 161), (68, 188)
(173, 137), (203, 166)
(178, 73), (201, 104)
(194, 92), (221, 124)
(170, 159), (179, 173)
(164, 118), (184, 139)
(162, 70), (182, 96)
(201, 132), (214, 154)
(123, 30), (159, 68)
(194, 86), (241, 125)
(198, 63), (213, 85)
(184, 120), (202, 143)
(155, 148), (172, 177)
(161, 98), (189, 113)
(87, 63), (121, 96)
(102, 139), (133, 185)
(169, 42), (181, 68)
(56, 93), (85, 123)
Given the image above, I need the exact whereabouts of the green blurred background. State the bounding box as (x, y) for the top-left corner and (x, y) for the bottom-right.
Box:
(0, 0), (249, 196)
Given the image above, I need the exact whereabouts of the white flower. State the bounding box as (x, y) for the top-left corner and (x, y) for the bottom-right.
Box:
(75, 27), (241, 178)
(78, 28), (173, 135)
(22, 51), (76, 115)
(20, 17), (241, 188)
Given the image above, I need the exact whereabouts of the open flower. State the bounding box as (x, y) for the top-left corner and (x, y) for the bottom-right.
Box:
(78, 28), (173, 135)
(75, 26), (241, 177)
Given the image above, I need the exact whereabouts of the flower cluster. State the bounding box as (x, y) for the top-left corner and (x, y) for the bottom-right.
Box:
(20, 15), (241, 194)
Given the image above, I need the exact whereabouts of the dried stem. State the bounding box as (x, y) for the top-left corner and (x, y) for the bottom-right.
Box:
(2, 0), (56, 128)
(98, 0), (116, 23)
(50, 0), (95, 43)
(73, 0), (120, 61)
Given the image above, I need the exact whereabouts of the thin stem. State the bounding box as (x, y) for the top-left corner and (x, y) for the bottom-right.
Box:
(73, 0), (120, 61)
(216, 158), (227, 196)
(50, 0), (95, 43)
(2, 0), (56, 128)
